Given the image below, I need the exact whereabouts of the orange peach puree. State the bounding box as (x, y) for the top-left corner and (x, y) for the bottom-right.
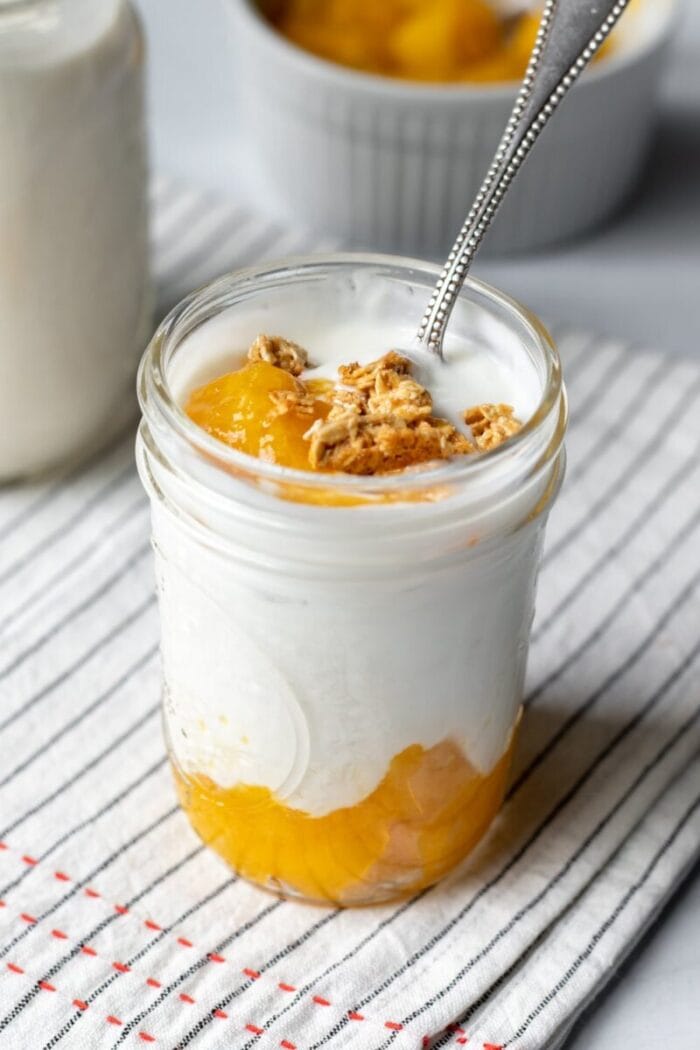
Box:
(186, 360), (329, 472)
(270, 2), (612, 85)
(174, 736), (515, 906)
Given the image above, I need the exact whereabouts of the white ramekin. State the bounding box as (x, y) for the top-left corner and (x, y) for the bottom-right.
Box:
(227, 0), (677, 256)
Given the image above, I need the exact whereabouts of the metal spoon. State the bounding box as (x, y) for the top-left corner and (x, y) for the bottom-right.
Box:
(417, 0), (630, 358)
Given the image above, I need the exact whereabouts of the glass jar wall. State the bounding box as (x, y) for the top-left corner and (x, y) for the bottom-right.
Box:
(137, 256), (567, 906)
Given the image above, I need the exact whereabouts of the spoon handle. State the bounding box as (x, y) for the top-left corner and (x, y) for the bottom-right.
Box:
(417, 0), (630, 358)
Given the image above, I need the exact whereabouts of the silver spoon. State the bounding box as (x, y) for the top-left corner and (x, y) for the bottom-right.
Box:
(417, 0), (630, 359)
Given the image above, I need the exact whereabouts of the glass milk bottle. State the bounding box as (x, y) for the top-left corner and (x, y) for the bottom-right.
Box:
(0, 0), (150, 479)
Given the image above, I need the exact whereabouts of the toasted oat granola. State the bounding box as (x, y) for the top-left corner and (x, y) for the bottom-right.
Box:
(301, 351), (483, 474)
(464, 403), (522, 451)
(245, 339), (519, 474)
(338, 350), (412, 391)
(305, 413), (473, 475)
(268, 388), (317, 416)
(328, 387), (368, 420)
(248, 334), (309, 377)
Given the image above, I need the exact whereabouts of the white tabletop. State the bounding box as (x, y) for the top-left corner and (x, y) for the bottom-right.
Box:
(133, 1), (700, 1044)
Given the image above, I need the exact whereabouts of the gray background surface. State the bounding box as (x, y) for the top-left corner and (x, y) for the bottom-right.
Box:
(132, 1), (700, 1044)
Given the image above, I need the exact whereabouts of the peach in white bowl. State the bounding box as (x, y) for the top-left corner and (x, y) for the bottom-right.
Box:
(227, 0), (678, 255)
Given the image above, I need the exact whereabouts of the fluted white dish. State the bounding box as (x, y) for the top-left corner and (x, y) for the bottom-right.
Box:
(227, 0), (677, 256)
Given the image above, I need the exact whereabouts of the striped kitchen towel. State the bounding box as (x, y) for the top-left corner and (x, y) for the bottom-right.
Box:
(0, 177), (699, 1050)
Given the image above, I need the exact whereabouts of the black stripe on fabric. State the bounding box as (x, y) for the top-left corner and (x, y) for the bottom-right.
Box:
(0, 494), (147, 636)
(0, 805), (177, 975)
(157, 207), (256, 284)
(308, 639), (700, 1049)
(510, 565), (700, 798)
(532, 435), (700, 643)
(566, 340), (650, 429)
(427, 747), (700, 1050)
(0, 461), (136, 591)
(40, 874), (234, 1050)
(379, 713), (700, 1048)
(158, 222), (290, 314)
(240, 892), (433, 1050)
(111, 899), (286, 1047)
(0, 755), (167, 900)
(191, 221), (289, 279)
(550, 335), (601, 385)
(0, 593), (155, 737)
(0, 645), (158, 792)
(0, 823), (190, 1035)
(152, 194), (214, 258)
(171, 911), (339, 1050)
(565, 354), (670, 484)
(0, 425), (134, 546)
(540, 373), (700, 571)
(503, 787), (700, 1047)
(525, 498), (700, 710)
(0, 702), (159, 840)
(0, 540), (150, 681)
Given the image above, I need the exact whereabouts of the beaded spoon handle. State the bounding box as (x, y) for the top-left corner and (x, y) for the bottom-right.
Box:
(417, 0), (630, 358)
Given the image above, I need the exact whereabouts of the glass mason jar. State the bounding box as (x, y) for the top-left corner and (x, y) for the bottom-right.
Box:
(0, 0), (150, 480)
(137, 255), (567, 907)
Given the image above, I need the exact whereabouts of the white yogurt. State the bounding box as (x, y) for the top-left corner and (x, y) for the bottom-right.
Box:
(0, 0), (150, 479)
(139, 262), (565, 818)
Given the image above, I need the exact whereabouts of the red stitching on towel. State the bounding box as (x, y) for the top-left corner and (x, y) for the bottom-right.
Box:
(3, 946), (505, 1050)
(1, 844), (509, 1044)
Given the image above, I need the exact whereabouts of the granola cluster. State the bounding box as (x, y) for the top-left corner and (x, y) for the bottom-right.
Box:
(248, 334), (309, 377)
(464, 403), (522, 451)
(247, 335), (522, 475)
(307, 351), (473, 475)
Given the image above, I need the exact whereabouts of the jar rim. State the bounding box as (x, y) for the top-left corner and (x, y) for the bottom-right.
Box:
(139, 252), (565, 501)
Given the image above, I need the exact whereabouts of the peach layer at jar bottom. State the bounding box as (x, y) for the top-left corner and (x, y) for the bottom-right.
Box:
(174, 734), (516, 906)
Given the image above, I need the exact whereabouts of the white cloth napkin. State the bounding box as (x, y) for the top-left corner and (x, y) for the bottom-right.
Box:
(0, 178), (699, 1050)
